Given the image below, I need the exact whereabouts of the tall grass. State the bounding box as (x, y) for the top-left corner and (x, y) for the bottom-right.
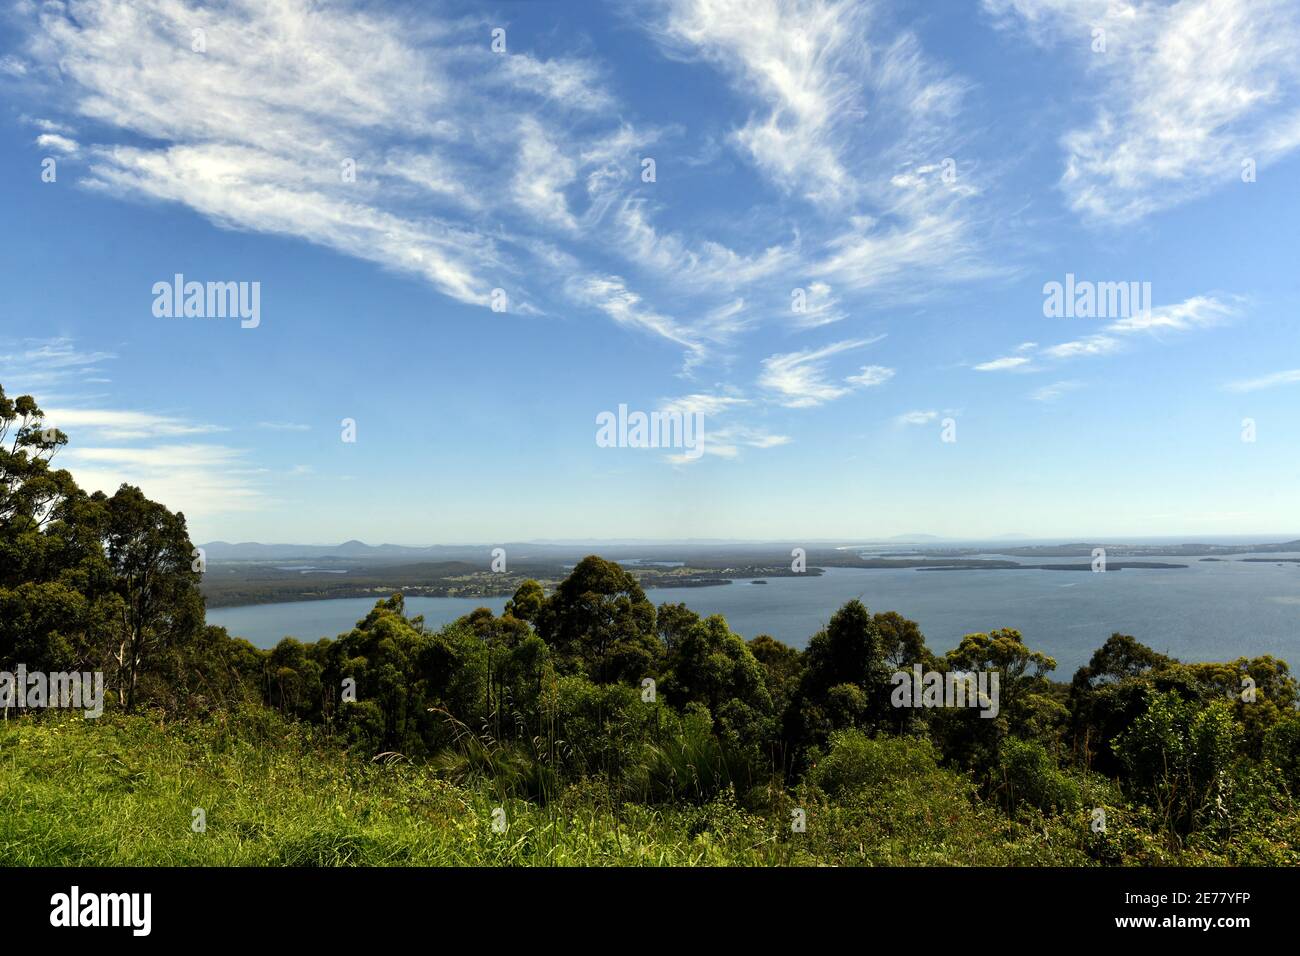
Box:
(3, 712), (1293, 866)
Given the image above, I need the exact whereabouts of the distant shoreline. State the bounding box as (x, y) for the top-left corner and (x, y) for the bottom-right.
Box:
(200, 558), (1204, 609)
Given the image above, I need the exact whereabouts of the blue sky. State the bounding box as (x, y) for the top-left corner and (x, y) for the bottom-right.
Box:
(2, 0), (1299, 544)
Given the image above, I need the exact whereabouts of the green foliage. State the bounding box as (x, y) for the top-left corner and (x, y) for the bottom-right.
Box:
(790, 600), (893, 753)
(4, 379), (1299, 866)
(535, 555), (661, 684)
(808, 730), (941, 798)
(1113, 690), (1239, 834)
(997, 738), (1081, 815)
(1263, 714), (1300, 795)
(662, 614), (770, 719)
(504, 579), (544, 624)
(628, 704), (736, 804)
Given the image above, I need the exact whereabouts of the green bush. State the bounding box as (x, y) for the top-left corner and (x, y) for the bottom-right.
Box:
(998, 738), (1081, 814)
(807, 729), (940, 797)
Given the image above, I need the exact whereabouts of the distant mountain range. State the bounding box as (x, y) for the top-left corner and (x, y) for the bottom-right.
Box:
(198, 536), (1300, 563)
(199, 540), (482, 561)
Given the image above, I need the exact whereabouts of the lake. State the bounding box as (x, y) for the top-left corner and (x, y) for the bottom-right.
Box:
(206, 556), (1300, 676)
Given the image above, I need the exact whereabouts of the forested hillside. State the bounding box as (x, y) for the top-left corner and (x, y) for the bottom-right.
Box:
(3, 382), (1298, 866)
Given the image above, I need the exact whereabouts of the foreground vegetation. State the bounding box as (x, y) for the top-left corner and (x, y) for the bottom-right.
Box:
(3, 710), (1294, 866)
(3, 381), (1299, 866)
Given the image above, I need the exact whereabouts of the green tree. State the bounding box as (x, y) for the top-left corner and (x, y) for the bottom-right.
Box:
(1113, 690), (1239, 834)
(662, 614), (771, 718)
(504, 579), (545, 623)
(0, 385), (120, 677)
(748, 634), (802, 718)
(874, 610), (938, 672)
(103, 484), (204, 710)
(935, 627), (1060, 773)
(535, 555), (660, 684)
(792, 600), (892, 749)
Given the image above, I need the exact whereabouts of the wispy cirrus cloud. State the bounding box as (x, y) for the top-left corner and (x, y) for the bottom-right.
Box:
(984, 0), (1300, 223)
(665, 423), (793, 464)
(2, 336), (268, 517)
(1030, 380), (1082, 402)
(790, 282), (847, 329)
(63, 443), (267, 517)
(655, 392), (791, 464)
(645, 0), (1000, 308)
(567, 274), (711, 369)
(975, 295), (1239, 370)
(759, 337), (891, 408)
(18, 0), (804, 373)
(1222, 368), (1300, 392)
(19, 0), (639, 317)
(0, 338), (117, 390)
(11, 0), (1013, 469)
(975, 355), (1033, 372)
(658, 392), (749, 417)
(896, 409), (938, 426)
(42, 407), (227, 441)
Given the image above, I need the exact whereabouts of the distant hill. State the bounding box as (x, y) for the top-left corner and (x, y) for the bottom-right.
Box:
(198, 537), (1300, 564)
(199, 540), (453, 561)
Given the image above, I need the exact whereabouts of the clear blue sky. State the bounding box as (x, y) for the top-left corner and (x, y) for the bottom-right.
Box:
(2, 0), (1298, 544)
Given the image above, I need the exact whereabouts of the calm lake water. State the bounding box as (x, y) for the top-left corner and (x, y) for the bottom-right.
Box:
(206, 556), (1300, 676)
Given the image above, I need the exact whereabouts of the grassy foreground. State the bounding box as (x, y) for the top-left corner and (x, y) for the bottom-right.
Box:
(7, 711), (1292, 867)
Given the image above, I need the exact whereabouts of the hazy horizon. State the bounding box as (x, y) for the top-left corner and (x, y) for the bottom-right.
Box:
(196, 532), (1300, 549)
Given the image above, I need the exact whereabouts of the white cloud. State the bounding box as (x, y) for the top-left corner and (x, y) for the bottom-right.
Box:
(0, 338), (117, 390)
(568, 274), (708, 367)
(810, 207), (993, 295)
(647, 0), (995, 304)
(87, 143), (498, 307)
(986, 0), (1300, 223)
(654, 391), (791, 463)
(666, 423), (792, 464)
(896, 409), (938, 425)
(792, 282), (847, 329)
(20, 0), (627, 315)
(974, 355), (1033, 372)
(1030, 380), (1082, 402)
(1, 338), (114, 371)
(36, 132), (79, 155)
(2, 338), (265, 517)
(512, 118), (579, 231)
(658, 392), (749, 417)
(983, 295), (1239, 367)
(1105, 295), (1234, 334)
(497, 53), (615, 113)
(63, 443), (267, 517)
(22, 0), (784, 370)
(1223, 368), (1300, 392)
(845, 365), (895, 387)
(653, 0), (867, 204)
(43, 407), (227, 441)
(16, 0), (1004, 396)
(606, 197), (792, 294)
(759, 336), (888, 407)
